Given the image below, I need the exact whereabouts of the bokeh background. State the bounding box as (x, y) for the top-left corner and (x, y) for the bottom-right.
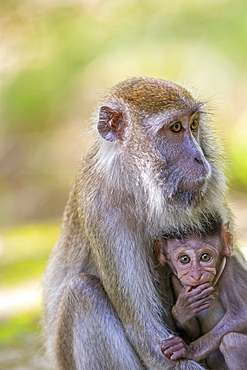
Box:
(1, 0), (247, 368)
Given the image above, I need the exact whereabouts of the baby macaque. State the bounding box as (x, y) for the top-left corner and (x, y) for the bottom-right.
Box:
(158, 222), (247, 370)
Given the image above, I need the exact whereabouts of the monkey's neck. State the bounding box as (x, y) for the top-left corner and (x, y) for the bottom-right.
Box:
(213, 256), (226, 287)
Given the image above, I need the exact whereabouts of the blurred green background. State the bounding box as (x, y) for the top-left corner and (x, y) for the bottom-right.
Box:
(1, 0), (247, 368)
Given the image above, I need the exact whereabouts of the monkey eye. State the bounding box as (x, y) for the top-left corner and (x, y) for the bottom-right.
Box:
(179, 255), (190, 264)
(190, 119), (199, 131)
(200, 253), (211, 262)
(170, 122), (182, 133)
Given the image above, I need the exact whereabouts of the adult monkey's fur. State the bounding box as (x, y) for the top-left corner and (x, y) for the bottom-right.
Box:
(43, 77), (230, 369)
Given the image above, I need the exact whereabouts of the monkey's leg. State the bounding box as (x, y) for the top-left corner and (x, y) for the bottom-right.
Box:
(206, 350), (228, 370)
(55, 273), (144, 370)
(219, 332), (247, 370)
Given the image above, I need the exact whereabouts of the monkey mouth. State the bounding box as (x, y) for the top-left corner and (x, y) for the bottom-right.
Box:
(188, 285), (199, 290)
(174, 178), (208, 206)
(179, 176), (207, 191)
(186, 279), (212, 288)
(163, 169), (210, 206)
(185, 284), (204, 290)
(190, 284), (201, 288)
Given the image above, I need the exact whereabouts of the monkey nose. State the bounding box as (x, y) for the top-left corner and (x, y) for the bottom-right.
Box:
(191, 270), (202, 281)
(194, 156), (204, 165)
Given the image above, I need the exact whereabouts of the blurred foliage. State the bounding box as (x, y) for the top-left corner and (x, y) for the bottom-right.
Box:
(1, 0), (247, 228)
(0, 310), (40, 346)
(0, 222), (59, 287)
(0, 1), (247, 367)
(0, 222), (58, 368)
(0, 311), (50, 370)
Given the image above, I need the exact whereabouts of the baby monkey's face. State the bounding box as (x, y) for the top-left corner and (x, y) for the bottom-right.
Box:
(165, 235), (221, 287)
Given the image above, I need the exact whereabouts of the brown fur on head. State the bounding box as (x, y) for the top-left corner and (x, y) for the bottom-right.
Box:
(110, 77), (202, 114)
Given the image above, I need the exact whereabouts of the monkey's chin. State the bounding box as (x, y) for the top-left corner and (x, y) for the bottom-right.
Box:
(180, 177), (208, 191)
(173, 178), (208, 206)
(164, 175), (209, 208)
(171, 189), (204, 208)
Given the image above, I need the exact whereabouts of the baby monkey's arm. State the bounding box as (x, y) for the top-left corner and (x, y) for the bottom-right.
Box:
(172, 278), (214, 339)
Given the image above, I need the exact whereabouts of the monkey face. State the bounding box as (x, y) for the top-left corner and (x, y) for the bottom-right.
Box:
(150, 113), (211, 196)
(164, 235), (221, 287)
(97, 78), (221, 209)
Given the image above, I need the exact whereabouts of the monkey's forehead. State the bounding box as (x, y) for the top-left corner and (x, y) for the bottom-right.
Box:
(108, 77), (202, 113)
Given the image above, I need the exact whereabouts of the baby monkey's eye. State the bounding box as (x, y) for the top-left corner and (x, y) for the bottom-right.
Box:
(179, 255), (190, 264)
(200, 253), (211, 262)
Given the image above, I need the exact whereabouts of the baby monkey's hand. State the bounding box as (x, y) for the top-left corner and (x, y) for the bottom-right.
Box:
(172, 283), (214, 323)
(161, 334), (193, 361)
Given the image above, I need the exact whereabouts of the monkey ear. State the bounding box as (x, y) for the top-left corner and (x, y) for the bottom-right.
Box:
(156, 239), (167, 266)
(98, 106), (125, 141)
(221, 222), (233, 256)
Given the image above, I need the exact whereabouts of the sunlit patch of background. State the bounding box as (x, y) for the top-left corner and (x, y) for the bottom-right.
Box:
(0, 0), (247, 368)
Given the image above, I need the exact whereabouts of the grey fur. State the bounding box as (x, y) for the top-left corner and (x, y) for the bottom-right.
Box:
(43, 77), (230, 369)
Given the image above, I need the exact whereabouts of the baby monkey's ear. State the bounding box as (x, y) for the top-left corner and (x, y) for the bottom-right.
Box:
(221, 222), (233, 256)
(155, 239), (167, 266)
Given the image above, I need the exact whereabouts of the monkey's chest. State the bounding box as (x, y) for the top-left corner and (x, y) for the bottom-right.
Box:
(197, 295), (225, 334)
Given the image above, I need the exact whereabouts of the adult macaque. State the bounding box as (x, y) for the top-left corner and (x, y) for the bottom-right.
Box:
(43, 77), (231, 369)
(159, 222), (247, 369)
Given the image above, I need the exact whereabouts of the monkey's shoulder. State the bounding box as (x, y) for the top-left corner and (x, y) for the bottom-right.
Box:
(218, 255), (247, 301)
